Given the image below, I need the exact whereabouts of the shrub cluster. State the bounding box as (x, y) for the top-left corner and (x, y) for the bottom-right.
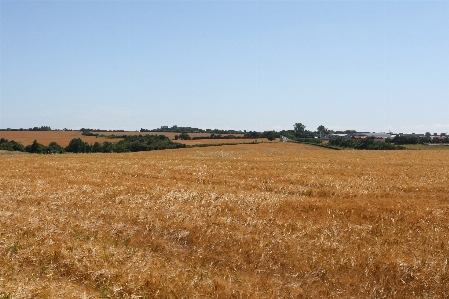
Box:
(328, 137), (405, 150)
(295, 138), (323, 145)
(174, 132), (192, 140)
(0, 139), (65, 154)
(66, 135), (186, 153)
(392, 135), (449, 145)
(243, 131), (278, 141)
(0, 138), (25, 152)
(0, 135), (185, 154)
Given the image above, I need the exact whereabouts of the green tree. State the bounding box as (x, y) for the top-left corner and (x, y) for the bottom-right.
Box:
(431, 137), (441, 143)
(294, 123), (306, 134)
(178, 132), (191, 140)
(265, 131), (276, 141)
(91, 142), (103, 153)
(102, 142), (114, 153)
(0, 139), (25, 151)
(47, 142), (64, 154)
(317, 125), (329, 135)
(25, 140), (46, 154)
(422, 133), (431, 143)
(65, 138), (88, 153)
(294, 123), (315, 138)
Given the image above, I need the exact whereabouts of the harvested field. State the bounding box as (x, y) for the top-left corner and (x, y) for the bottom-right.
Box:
(0, 131), (106, 147)
(0, 131), (252, 147)
(404, 144), (449, 150)
(1, 143), (449, 298)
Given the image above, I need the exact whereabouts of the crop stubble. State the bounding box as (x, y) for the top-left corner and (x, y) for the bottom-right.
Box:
(0, 143), (448, 298)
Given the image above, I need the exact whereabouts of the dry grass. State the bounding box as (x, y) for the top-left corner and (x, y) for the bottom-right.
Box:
(1, 143), (448, 298)
(0, 150), (30, 156)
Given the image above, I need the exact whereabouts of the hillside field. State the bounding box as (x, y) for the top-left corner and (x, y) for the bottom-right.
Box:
(404, 144), (449, 150)
(1, 143), (449, 298)
(0, 131), (255, 147)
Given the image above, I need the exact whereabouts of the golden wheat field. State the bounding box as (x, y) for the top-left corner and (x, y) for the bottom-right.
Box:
(1, 143), (449, 298)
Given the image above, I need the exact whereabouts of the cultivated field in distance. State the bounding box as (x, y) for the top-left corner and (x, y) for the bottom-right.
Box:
(0, 131), (262, 147)
(1, 143), (448, 298)
(0, 131), (110, 147)
(404, 144), (449, 150)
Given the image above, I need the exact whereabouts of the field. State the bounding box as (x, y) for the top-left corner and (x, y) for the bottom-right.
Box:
(0, 150), (30, 156)
(0, 131), (103, 147)
(1, 143), (449, 298)
(404, 144), (449, 150)
(0, 131), (263, 147)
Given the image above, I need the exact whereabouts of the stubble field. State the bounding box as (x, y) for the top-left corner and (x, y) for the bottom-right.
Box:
(0, 131), (104, 147)
(1, 143), (449, 298)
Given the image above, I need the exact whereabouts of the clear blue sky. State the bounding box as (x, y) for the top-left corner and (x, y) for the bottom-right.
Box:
(1, 0), (448, 133)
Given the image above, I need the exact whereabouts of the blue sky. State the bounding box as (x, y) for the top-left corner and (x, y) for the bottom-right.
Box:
(1, 1), (448, 133)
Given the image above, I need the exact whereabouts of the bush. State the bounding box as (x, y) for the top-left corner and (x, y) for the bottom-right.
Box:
(328, 137), (404, 150)
(0, 138), (25, 151)
(25, 140), (46, 154)
(296, 138), (322, 145)
(47, 142), (65, 154)
(65, 138), (89, 153)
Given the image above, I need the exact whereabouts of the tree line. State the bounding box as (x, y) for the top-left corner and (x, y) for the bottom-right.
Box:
(0, 126), (52, 131)
(173, 132), (278, 141)
(327, 137), (405, 150)
(0, 135), (185, 154)
(2, 123), (447, 153)
(392, 135), (448, 145)
(141, 126), (243, 135)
